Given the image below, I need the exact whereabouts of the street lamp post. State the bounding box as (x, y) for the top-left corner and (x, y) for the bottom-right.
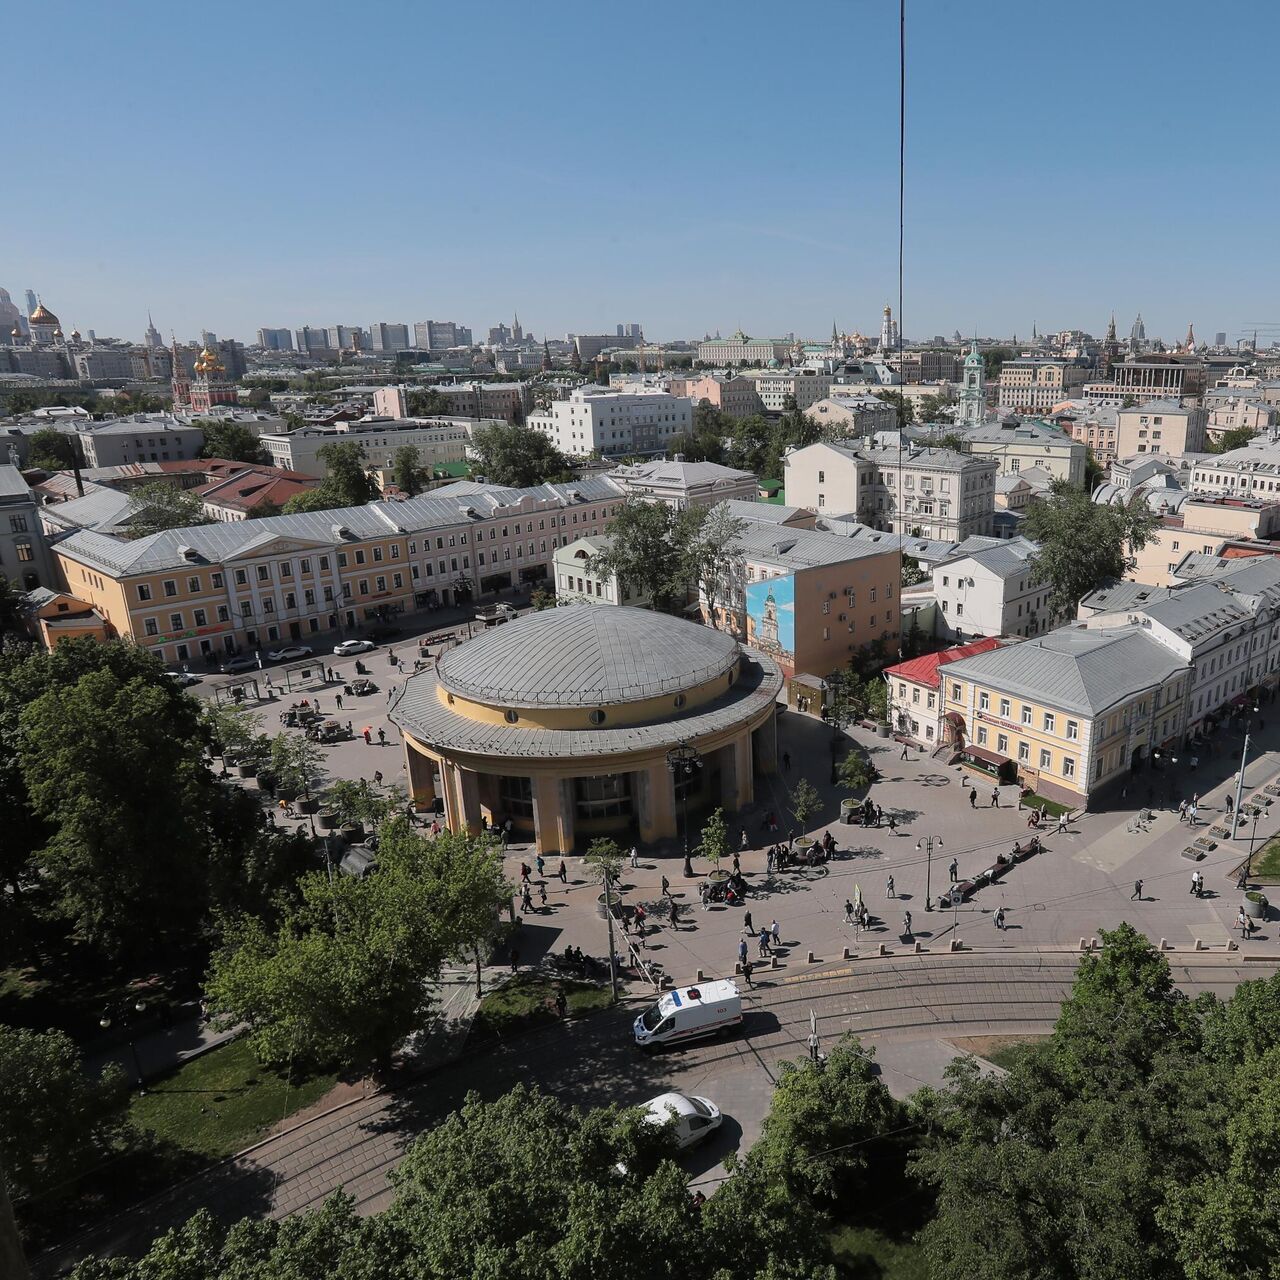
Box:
(916, 834), (947, 916)
(916, 835), (943, 911)
(100, 998), (149, 1090)
(1245, 797), (1272, 883)
(666, 741), (704, 878)
(1232, 707), (1259, 839)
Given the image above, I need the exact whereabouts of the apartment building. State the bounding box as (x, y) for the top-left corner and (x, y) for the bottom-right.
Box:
(941, 626), (1189, 806)
(259, 419), (471, 478)
(606, 458), (758, 509)
(1205, 396), (1276, 444)
(784, 441), (997, 542)
(883, 636), (1003, 748)
(805, 395), (897, 437)
(1114, 400), (1207, 458)
(665, 373), (763, 419)
(932, 536), (1053, 641)
(553, 535), (649, 607)
(740, 368), (832, 412)
(527, 387), (693, 458)
(0, 464), (55, 591)
(435, 381), (532, 424)
(962, 418), (1087, 487)
(76, 416), (205, 467)
(50, 477), (627, 667)
(897, 349), (965, 384)
(995, 359), (1088, 412)
(1189, 442), (1280, 498)
(1058, 405), (1120, 465)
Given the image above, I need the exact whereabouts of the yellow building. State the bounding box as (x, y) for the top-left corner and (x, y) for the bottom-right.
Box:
(941, 626), (1188, 806)
(389, 606), (783, 853)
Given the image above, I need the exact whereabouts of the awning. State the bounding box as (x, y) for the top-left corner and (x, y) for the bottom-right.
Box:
(1231, 694), (1250, 707)
(945, 711), (965, 726)
(963, 744), (1010, 768)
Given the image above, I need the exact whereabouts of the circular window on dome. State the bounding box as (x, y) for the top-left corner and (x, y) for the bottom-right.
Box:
(588, 709), (606, 726)
(674, 693), (686, 709)
(446, 693), (455, 705)
(505, 709), (519, 724)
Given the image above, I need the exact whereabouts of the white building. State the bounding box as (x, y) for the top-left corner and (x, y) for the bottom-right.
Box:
(741, 368), (832, 412)
(259, 419), (471, 478)
(0, 464), (55, 591)
(527, 387), (693, 458)
(805, 395), (897, 437)
(553, 535), (649, 607)
(75, 415), (205, 468)
(932, 536), (1053, 642)
(962, 418), (1087, 487)
(606, 458), (758, 509)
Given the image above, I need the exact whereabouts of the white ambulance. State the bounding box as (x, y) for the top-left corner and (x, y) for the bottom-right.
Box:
(633, 980), (742, 1051)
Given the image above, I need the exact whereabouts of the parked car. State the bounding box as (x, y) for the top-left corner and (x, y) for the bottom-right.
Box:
(334, 639), (376, 656)
(164, 670), (202, 686)
(267, 645), (314, 662)
(349, 677), (378, 696)
(638, 1092), (723, 1148)
(221, 655), (258, 675)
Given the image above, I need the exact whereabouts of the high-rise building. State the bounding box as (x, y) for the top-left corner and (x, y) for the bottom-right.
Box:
(1215, 331), (1228, 347)
(0, 288), (21, 345)
(24, 290), (37, 318)
(144, 313), (163, 349)
(326, 325), (363, 350)
(295, 325), (331, 355)
(1129, 312), (1146, 352)
(879, 305), (897, 352)
(625, 323), (642, 340)
(488, 323), (512, 346)
(511, 314), (523, 343)
(369, 322), (410, 351)
(257, 327), (294, 351)
(414, 320), (470, 350)
(200, 329), (218, 350)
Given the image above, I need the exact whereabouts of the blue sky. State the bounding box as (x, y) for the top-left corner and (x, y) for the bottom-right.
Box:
(7, 0), (1278, 346)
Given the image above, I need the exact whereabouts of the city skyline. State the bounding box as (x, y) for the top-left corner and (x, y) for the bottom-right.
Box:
(7, 0), (1279, 344)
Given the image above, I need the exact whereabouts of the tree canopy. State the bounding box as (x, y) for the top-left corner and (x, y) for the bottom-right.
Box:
(125, 482), (211, 537)
(195, 420), (268, 464)
(1210, 425), (1258, 454)
(26, 427), (79, 471)
(470, 422), (574, 488)
(392, 444), (424, 496)
(1024, 479), (1160, 618)
(315, 441), (376, 506)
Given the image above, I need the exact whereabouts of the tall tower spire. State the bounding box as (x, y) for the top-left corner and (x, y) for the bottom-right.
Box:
(956, 338), (986, 426)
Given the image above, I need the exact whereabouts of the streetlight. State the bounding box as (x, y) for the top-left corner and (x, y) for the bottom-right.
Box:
(1232, 705), (1260, 835)
(666, 741), (704, 878)
(916, 834), (943, 911)
(1244, 797), (1273, 884)
(100, 998), (149, 1090)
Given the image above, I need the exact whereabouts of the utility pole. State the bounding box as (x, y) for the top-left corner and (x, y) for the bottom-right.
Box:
(602, 866), (619, 1001)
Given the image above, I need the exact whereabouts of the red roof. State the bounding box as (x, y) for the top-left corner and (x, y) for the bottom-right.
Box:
(883, 636), (1004, 689)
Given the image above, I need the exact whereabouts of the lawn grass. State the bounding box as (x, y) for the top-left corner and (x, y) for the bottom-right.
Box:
(129, 1038), (338, 1160)
(471, 973), (613, 1043)
(1017, 791), (1072, 818)
(1251, 837), (1280, 882)
(828, 1225), (928, 1279)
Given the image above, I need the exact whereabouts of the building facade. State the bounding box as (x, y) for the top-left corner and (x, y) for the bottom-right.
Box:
(606, 458), (758, 509)
(1114, 400), (1208, 458)
(695, 331), (792, 367)
(259, 419), (471, 477)
(75, 417), (205, 468)
(805, 395), (897, 437)
(962, 418), (1087, 487)
(665, 373), (764, 419)
(932, 536), (1052, 641)
(0, 464), (55, 592)
(528, 387), (693, 458)
(995, 359), (1088, 412)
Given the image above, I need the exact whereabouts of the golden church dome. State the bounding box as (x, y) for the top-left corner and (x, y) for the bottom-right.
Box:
(29, 300), (59, 327)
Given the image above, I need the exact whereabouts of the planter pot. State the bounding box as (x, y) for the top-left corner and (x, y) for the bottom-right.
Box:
(316, 811), (338, 831)
(875, 723), (891, 739)
(296, 796), (319, 814)
(235, 763), (258, 778)
(257, 773), (278, 792)
(1244, 891), (1269, 919)
(339, 821), (364, 843)
(840, 798), (858, 823)
(793, 837), (816, 854)
(708, 869), (731, 887)
(596, 890), (625, 920)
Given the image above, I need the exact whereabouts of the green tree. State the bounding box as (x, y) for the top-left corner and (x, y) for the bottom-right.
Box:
(0, 575), (25, 640)
(685, 501), (746, 629)
(695, 806), (729, 872)
(243, 497), (282, 520)
(125, 482), (211, 537)
(835, 750), (876, 794)
(323, 778), (406, 830)
(281, 488), (342, 515)
(901, 554), (927, 586)
(406, 388), (452, 416)
(195, 420), (268, 463)
(917, 394), (957, 425)
(1210, 425), (1257, 454)
(315, 441), (375, 506)
(392, 444), (424, 496)
(788, 778), (820, 833)
(470, 422), (574, 487)
(0, 1025), (129, 1210)
(268, 732), (326, 799)
(205, 822), (508, 1072)
(1084, 445), (1105, 491)
(981, 346), (1013, 380)
(587, 499), (690, 613)
(530, 585), (556, 610)
(872, 390), (915, 427)
(1024, 480), (1160, 618)
(26, 427), (79, 471)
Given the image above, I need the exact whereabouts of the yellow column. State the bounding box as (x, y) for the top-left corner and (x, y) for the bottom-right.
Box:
(638, 760), (677, 844)
(455, 765), (483, 835)
(532, 772), (575, 855)
(720, 733), (755, 812)
(404, 745), (437, 811)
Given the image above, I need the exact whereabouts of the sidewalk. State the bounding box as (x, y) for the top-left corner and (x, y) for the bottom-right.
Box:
(84, 1007), (241, 1085)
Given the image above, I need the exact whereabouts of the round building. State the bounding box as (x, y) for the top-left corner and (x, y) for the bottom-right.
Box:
(389, 605), (783, 853)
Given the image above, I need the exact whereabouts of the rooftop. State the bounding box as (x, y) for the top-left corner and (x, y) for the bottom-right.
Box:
(883, 636), (1004, 689)
(736, 521), (900, 571)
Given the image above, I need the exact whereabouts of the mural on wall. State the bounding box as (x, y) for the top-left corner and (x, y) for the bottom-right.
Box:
(745, 574), (795, 674)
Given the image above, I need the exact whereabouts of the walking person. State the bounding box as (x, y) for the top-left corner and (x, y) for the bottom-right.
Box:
(536, 854), (545, 878)
(629, 845), (639, 870)
(335, 693), (343, 710)
(743, 909), (754, 935)
(766, 847), (775, 874)
(969, 787), (977, 809)
(738, 936), (748, 968)
(887, 814), (898, 836)
(1189, 803), (1199, 828)
(1178, 799), (1188, 823)
(783, 751), (791, 771)
(886, 874), (896, 898)
(1131, 878), (1144, 901)
(558, 859), (567, 884)
(844, 898), (855, 924)
(1226, 793), (1234, 814)
(990, 786), (1000, 808)
(949, 858), (958, 883)
(771, 918), (780, 947)
(377, 727), (386, 746)
(510, 947), (519, 973)
(995, 907), (1006, 930)
(758, 927), (771, 957)
(521, 885), (532, 914)
(699, 881), (709, 911)
(1238, 908), (1250, 940)
(669, 900), (678, 929)
(661, 875), (671, 898)
(742, 959), (755, 988)
(732, 852), (741, 876)
(903, 910), (913, 937)
(634, 903), (647, 935)
(900, 742), (909, 760)
(1057, 812), (1068, 835)
(538, 882), (547, 910)
(807, 1028), (820, 1062)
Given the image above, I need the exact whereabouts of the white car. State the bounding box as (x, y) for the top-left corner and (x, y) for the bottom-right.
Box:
(164, 670), (202, 687)
(334, 639), (376, 656)
(639, 1092), (722, 1149)
(267, 645), (314, 662)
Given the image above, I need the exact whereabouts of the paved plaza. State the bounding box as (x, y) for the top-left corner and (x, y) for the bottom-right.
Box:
(57, 624), (1280, 1271)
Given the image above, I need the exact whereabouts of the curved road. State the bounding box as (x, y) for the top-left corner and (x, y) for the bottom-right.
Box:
(39, 947), (1279, 1273)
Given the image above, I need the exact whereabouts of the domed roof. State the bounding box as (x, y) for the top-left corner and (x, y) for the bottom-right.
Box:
(436, 605), (740, 709)
(29, 300), (58, 326)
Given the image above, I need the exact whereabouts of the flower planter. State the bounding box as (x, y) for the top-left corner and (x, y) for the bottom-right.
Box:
(1244, 890), (1269, 919)
(296, 796), (319, 815)
(596, 890), (625, 920)
(875, 723), (891, 739)
(235, 763), (258, 778)
(840, 799), (858, 824)
(316, 811), (338, 831)
(339, 821), (364, 843)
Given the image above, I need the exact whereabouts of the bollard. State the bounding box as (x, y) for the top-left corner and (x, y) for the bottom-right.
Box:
(1194, 939), (1204, 951)
(914, 940), (923, 954)
(950, 938), (963, 952)
(843, 946), (852, 959)
(1159, 939), (1169, 951)
(735, 960), (743, 973)
(771, 953), (779, 969)
(1228, 940), (1239, 951)
(696, 969), (704, 983)
(807, 950), (816, 963)
(879, 942), (889, 955)
(1080, 938), (1089, 951)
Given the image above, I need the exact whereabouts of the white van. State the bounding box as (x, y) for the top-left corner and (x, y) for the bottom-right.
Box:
(633, 980), (742, 1050)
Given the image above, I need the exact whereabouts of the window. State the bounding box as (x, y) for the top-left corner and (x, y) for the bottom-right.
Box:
(211, 572), (223, 587)
(956, 602), (963, 616)
(261, 598), (274, 613)
(354, 550), (366, 565)
(144, 618), (158, 636)
(240, 601), (253, 617)
(256, 565), (270, 582)
(997, 733), (1009, 754)
(235, 568), (248, 585)
(1043, 712), (1055, 733)
(168, 612), (182, 631)
(163, 580), (177, 597)
(373, 546), (384, 562)
(279, 562), (293, 578)
(8, 514), (27, 533)
(979, 692), (990, 710)
(284, 593), (296, 609)
(1063, 757), (1076, 779)
(1040, 748), (1052, 769)
(999, 698), (1011, 718)
(187, 576), (200, 593)
(1066, 719), (1079, 741)
(977, 726), (988, 745)
(1018, 741), (1030, 762)
(137, 584), (152, 602)
(217, 605), (229, 622)
(193, 609), (207, 626)
(951, 683), (961, 701)
(300, 558), (311, 573)
(1021, 705), (1032, 725)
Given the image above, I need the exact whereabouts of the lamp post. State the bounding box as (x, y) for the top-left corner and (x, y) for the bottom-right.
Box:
(916, 834), (943, 911)
(666, 741), (703, 878)
(100, 998), (148, 1090)
(1244, 797), (1272, 884)
(1232, 705), (1260, 838)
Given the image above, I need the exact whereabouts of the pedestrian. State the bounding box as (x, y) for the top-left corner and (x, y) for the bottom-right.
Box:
(510, 947), (519, 973)
(555, 990), (568, 1019)
(557, 859), (567, 884)
(377, 727), (386, 745)
(630, 845), (639, 870)
(743, 909), (754, 935)
(1238, 908), (1250, 939)
(969, 787), (977, 809)
(807, 1028), (819, 1062)
(1178, 799), (1188, 823)
(903, 910), (912, 936)
(346, 721), (353, 735)
(771, 918), (780, 946)
(740, 831), (749, 852)
(336, 693), (343, 710)
(766, 848), (775, 873)
(738, 936), (748, 966)
(783, 751), (791, 771)
(886, 874), (896, 898)
(900, 742), (909, 760)
(991, 786), (1000, 808)
(995, 907), (1006, 930)
(1057, 812), (1068, 835)
(949, 857), (958, 883)
(742, 959), (755, 988)
(661, 875), (671, 898)
(520, 862), (531, 882)
(699, 881), (709, 910)
(732, 852), (741, 876)
(538, 882), (547, 909)
(844, 898), (855, 924)
(887, 814), (898, 836)
(634, 903), (647, 935)
(521, 886), (532, 913)
(536, 854), (545, 878)
(758, 927), (771, 956)
(1226, 793), (1234, 814)
(1131, 878), (1143, 900)
(669, 900), (678, 928)
(1190, 871), (1200, 897)
(363, 728), (371, 744)
(374, 770), (383, 787)
(1189, 803), (1199, 828)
